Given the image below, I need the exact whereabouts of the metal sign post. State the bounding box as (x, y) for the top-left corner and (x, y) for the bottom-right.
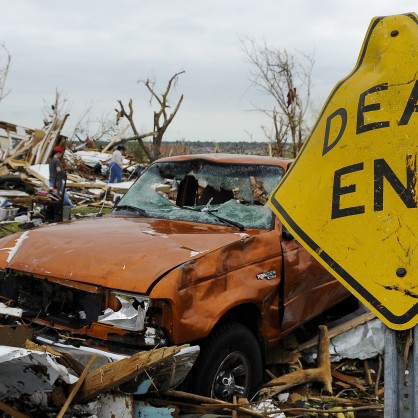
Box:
(267, 13), (418, 416)
(384, 326), (418, 417)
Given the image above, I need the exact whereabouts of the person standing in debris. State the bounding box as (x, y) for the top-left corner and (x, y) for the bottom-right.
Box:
(49, 146), (73, 207)
(109, 145), (126, 183)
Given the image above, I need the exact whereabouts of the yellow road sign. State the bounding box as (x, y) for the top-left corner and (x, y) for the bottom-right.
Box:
(269, 13), (418, 330)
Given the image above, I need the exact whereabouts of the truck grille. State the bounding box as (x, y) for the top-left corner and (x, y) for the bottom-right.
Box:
(0, 270), (102, 328)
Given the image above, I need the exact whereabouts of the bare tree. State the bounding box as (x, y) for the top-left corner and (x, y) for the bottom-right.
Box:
(71, 108), (128, 146)
(242, 39), (314, 157)
(41, 88), (70, 128)
(0, 44), (11, 104)
(115, 98), (156, 161)
(115, 70), (185, 162)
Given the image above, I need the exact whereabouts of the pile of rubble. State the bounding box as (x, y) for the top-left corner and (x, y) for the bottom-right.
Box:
(0, 303), (385, 417)
(0, 118), (141, 225)
(0, 120), (386, 417)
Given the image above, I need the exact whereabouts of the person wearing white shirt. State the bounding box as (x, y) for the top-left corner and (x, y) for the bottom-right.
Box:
(109, 145), (126, 183)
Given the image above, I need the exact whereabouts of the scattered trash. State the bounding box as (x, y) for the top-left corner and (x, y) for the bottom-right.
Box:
(0, 119), (141, 225)
(0, 297), (385, 417)
(0, 197), (10, 208)
(0, 206), (18, 221)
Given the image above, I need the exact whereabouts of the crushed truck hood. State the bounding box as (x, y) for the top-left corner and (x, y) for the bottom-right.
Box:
(0, 216), (254, 293)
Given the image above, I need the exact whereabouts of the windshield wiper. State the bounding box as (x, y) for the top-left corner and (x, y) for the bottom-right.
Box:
(200, 198), (245, 230)
(205, 211), (245, 231)
(114, 205), (149, 217)
(181, 203), (245, 231)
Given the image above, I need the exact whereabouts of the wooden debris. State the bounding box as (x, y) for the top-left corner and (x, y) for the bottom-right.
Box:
(24, 340), (63, 357)
(331, 369), (367, 392)
(66, 182), (106, 189)
(364, 359), (373, 385)
(165, 390), (265, 418)
(0, 325), (33, 348)
(374, 355), (383, 399)
(280, 404), (382, 415)
(0, 401), (29, 418)
(150, 398), (219, 416)
(0, 311), (385, 416)
(56, 354), (98, 418)
(76, 345), (187, 402)
(0, 117), (125, 212)
(298, 311), (376, 351)
(266, 332), (301, 366)
(261, 325), (333, 397)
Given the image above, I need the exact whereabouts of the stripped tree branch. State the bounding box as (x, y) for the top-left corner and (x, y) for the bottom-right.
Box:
(242, 38), (314, 157)
(117, 70), (185, 162)
(0, 44), (11, 104)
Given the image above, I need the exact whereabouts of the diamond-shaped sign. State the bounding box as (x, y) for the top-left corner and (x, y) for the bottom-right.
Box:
(269, 13), (418, 330)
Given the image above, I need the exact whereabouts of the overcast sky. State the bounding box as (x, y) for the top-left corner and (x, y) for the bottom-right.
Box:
(0, 1), (416, 142)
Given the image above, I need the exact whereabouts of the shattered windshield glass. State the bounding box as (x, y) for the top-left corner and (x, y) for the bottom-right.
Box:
(115, 160), (285, 230)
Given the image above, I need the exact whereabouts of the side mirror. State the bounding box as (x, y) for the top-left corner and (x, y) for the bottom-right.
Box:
(282, 226), (294, 241)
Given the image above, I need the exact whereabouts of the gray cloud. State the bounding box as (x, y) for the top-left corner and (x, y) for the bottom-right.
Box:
(0, 0), (416, 141)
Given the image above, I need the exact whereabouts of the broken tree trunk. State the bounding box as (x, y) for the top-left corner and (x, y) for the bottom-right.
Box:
(261, 325), (332, 397)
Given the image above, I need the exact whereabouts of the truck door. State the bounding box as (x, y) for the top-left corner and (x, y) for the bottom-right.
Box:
(278, 220), (346, 334)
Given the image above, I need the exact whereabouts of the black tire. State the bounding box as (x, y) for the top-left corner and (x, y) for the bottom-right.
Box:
(186, 322), (263, 401)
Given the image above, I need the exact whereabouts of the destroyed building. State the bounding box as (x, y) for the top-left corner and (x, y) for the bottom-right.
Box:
(0, 118), (142, 225)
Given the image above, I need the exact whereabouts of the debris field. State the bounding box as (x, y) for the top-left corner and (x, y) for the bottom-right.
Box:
(0, 118), (387, 417)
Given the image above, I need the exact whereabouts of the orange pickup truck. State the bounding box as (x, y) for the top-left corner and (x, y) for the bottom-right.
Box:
(0, 153), (349, 400)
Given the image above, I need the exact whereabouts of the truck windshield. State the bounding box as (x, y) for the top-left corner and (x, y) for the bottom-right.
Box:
(115, 160), (284, 230)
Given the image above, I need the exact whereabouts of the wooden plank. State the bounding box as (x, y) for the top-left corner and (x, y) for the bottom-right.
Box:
(331, 369), (367, 392)
(26, 166), (48, 185)
(0, 325), (33, 348)
(56, 354), (98, 418)
(40, 114), (69, 164)
(0, 401), (30, 418)
(8, 139), (33, 161)
(66, 182), (106, 189)
(298, 311), (376, 352)
(4, 159), (28, 170)
(34, 122), (54, 165)
(87, 201), (113, 207)
(67, 174), (86, 182)
(102, 125), (130, 153)
(0, 190), (30, 197)
(76, 345), (187, 402)
(27, 141), (41, 165)
(0, 166), (9, 176)
(165, 390), (266, 418)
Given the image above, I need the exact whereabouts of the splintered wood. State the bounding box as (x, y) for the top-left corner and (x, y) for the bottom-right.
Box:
(0, 319), (385, 417)
(76, 345), (187, 402)
(1, 116), (67, 168)
(0, 118), (123, 209)
(261, 325), (332, 398)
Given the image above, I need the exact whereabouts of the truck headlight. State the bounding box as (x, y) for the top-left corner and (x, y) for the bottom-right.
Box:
(98, 292), (150, 332)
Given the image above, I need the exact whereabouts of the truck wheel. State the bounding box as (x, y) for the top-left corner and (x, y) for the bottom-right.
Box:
(187, 322), (263, 401)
